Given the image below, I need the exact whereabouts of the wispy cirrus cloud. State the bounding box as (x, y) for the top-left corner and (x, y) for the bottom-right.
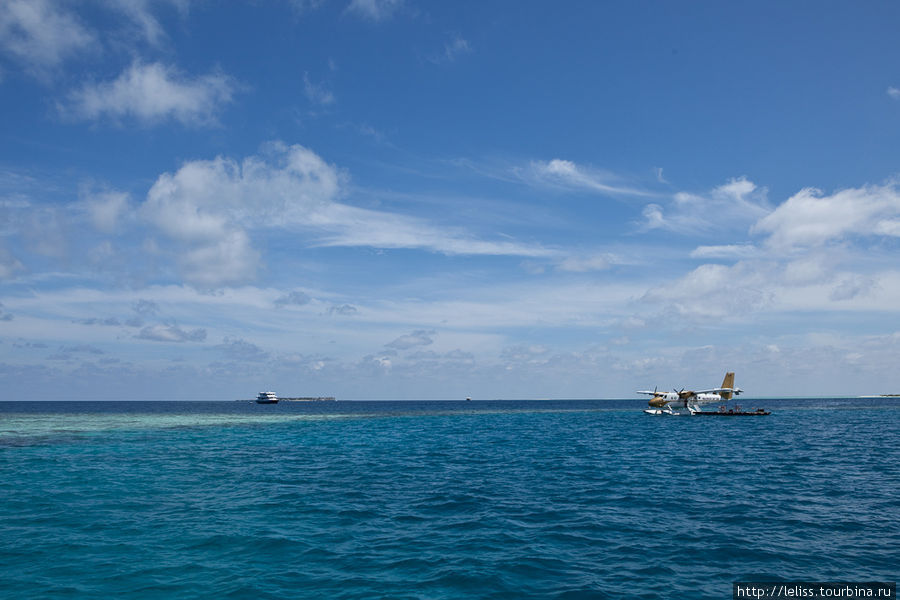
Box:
(641, 177), (770, 235)
(308, 202), (559, 257)
(520, 159), (653, 197)
(429, 36), (472, 64)
(345, 0), (402, 21)
(689, 244), (758, 259)
(61, 61), (237, 127)
(138, 141), (557, 286)
(102, 0), (190, 47)
(303, 72), (335, 106)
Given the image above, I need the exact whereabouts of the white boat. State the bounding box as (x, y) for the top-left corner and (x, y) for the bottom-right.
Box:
(256, 391), (278, 404)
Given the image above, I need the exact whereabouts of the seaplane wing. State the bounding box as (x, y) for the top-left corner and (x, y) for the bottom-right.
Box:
(695, 386), (743, 395)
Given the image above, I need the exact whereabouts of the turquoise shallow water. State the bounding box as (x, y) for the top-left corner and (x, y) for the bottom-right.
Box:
(1, 399), (898, 599)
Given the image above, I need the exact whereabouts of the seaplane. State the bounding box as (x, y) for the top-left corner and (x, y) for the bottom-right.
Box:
(637, 372), (769, 416)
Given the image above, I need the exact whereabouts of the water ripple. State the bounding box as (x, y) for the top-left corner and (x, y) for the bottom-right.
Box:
(1, 400), (898, 599)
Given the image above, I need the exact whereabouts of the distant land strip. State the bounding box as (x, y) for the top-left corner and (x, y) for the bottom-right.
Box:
(280, 397), (336, 402)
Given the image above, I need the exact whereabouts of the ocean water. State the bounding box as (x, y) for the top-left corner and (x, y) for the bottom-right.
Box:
(1, 399), (898, 599)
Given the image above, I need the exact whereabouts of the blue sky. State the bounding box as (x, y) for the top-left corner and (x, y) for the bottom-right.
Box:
(2, 1), (900, 400)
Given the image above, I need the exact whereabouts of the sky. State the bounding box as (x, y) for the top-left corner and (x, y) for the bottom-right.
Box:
(2, 1), (900, 400)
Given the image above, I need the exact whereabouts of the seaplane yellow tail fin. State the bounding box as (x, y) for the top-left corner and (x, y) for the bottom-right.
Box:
(720, 372), (735, 400)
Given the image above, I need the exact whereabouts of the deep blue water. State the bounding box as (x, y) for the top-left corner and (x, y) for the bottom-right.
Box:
(1, 399), (898, 599)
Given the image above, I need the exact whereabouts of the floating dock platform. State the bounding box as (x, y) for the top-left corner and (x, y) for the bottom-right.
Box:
(692, 409), (770, 416)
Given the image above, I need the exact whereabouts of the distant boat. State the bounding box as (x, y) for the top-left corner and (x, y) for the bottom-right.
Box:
(256, 391), (278, 404)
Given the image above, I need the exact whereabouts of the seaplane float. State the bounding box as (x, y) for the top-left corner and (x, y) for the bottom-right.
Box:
(637, 372), (769, 416)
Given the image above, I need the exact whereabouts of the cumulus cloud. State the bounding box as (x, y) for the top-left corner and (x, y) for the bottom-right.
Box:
(523, 159), (651, 197)
(0, 0), (96, 76)
(642, 177), (769, 234)
(141, 142), (338, 286)
(136, 323), (207, 342)
(143, 142), (341, 238)
(386, 329), (435, 350)
(62, 62), (236, 126)
(752, 182), (900, 250)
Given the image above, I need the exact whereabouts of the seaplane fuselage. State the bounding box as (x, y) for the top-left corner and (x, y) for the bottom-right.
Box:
(647, 391), (723, 408)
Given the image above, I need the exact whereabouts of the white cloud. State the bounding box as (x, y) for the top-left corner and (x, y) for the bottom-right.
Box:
(641, 261), (774, 319)
(328, 304), (358, 316)
(310, 202), (558, 257)
(102, 0), (189, 47)
(63, 62), (236, 126)
(177, 230), (260, 288)
(557, 254), (615, 272)
(752, 182), (900, 250)
(444, 37), (471, 62)
(289, 0), (328, 14)
(140, 142), (342, 286)
(136, 323), (207, 342)
(523, 159), (651, 197)
(0, 246), (23, 279)
(82, 190), (132, 234)
(144, 142), (341, 238)
(642, 177), (769, 234)
(303, 72), (335, 106)
(429, 36), (472, 64)
(0, 0), (96, 76)
(132, 143), (569, 285)
(345, 0), (402, 21)
(386, 329), (435, 350)
(215, 336), (269, 361)
(888, 87), (900, 100)
(275, 291), (312, 307)
(690, 244), (757, 259)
